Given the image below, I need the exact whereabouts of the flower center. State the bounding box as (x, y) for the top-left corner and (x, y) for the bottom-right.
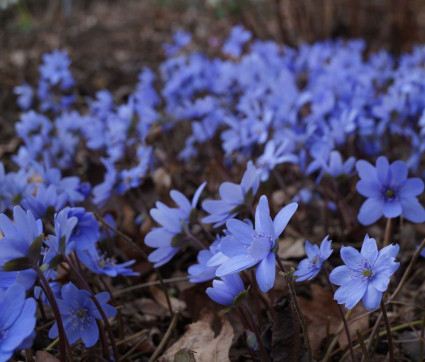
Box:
(383, 187), (397, 201)
(362, 269), (373, 277)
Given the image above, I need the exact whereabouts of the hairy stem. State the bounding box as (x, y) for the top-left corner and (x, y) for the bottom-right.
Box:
(276, 255), (312, 361)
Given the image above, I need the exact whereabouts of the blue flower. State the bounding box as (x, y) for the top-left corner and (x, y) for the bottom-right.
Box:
(222, 25), (252, 58)
(14, 83), (33, 110)
(145, 182), (207, 267)
(216, 196), (298, 292)
(329, 235), (399, 311)
(0, 284), (36, 361)
(0, 206), (43, 272)
(294, 236), (333, 281)
(39, 50), (74, 88)
(49, 282), (117, 348)
(206, 273), (245, 306)
(356, 156), (425, 225)
(188, 237), (227, 283)
(202, 161), (260, 227)
(21, 184), (67, 219)
(76, 248), (139, 277)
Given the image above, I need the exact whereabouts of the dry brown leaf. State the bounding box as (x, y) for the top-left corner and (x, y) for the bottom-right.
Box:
(158, 310), (234, 362)
(278, 237), (306, 259)
(150, 285), (187, 313)
(35, 351), (59, 362)
(298, 284), (369, 357)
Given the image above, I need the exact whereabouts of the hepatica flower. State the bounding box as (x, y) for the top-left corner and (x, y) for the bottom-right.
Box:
(206, 273), (245, 306)
(216, 195), (298, 292)
(329, 235), (399, 311)
(0, 284), (36, 361)
(294, 235), (333, 282)
(49, 282), (116, 347)
(202, 161), (260, 227)
(145, 182), (206, 267)
(356, 156), (425, 225)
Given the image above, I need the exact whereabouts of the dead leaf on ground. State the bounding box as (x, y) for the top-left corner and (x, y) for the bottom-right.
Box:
(158, 310), (234, 362)
(298, 284), (369, 357)
(35, 351), (59, 362)
(150, 285), (187, 313)
(278, 237), (306, 259)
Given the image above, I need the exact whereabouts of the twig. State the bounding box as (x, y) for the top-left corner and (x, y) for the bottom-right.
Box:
(148, 312), (179, 362)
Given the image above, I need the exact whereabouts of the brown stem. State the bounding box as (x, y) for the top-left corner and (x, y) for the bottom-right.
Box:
(380, 300), (394, 362)
(34, 265), (71, 362)
(324, 267), (356, 362)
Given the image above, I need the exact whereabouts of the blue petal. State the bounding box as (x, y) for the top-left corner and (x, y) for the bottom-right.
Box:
(356, 160), (377, 181)
(340, 246), (361, 270)
(255, 252), (276, 292)
(376, 156), (390, 185)
(382, 201), (402, 218)
(357, 198), (384, 225)
(356, 180), (381, 198)
(220, 235), (249, 257)
(305, 241), (319, 259)
(399, 178), (424, 198)
(389, 160), (407, 186)
(219, 182), (243, 204)
(81, 320), (99, 347)
(361, 284), (382, 311)
(360, 235), (378, 265)
(256, 196), (274, 236)
(273, 202), (298, 237)
(334, 278), (368, 309)
(216, 255), (256, 276)
(191, 181), (207, 209)
(401, 197), (425, 223)
(226, 219), (254, 245)
(329, 265), (351, 285)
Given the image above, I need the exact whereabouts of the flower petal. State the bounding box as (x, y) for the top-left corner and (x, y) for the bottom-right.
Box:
(255, 252), (276, 292)
(361, 284), (382, 311)
(273, 202), (298, 237)
(357, 198), (384, 225)
(400, 197), (425, 223)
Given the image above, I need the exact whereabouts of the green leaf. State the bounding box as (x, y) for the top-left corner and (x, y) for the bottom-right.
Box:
(48, 255), (63, 270)
(2, 257), (33, 271)
(59, 235), (66, 255)
(28, 234), (44, 263)
(171, 233), (189, 248)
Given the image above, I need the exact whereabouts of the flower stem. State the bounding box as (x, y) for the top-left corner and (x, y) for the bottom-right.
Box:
(323, 267), (356, 362)
(276, 254), (312, 361)
(34, 265), (71, 362)
(65, 256), (119, 361)
(383, 217), (394, 247)
(380, 300), (394, 362)
(242, 304), (268, 362)
(366, 237), (425, 354)
(236, 307), (261, 362)
(356, 329), (370, 362)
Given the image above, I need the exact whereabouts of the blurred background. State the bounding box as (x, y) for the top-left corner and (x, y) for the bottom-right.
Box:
(1, 0), (424, 127)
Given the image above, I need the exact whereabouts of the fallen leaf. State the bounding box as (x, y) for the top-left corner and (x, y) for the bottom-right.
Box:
(150, 285), (187, 313)
(159, 310), (234, 362)
(298, 284), (369, 357)
(278, 237), (306, 259)
(36, 351), (59, 362)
